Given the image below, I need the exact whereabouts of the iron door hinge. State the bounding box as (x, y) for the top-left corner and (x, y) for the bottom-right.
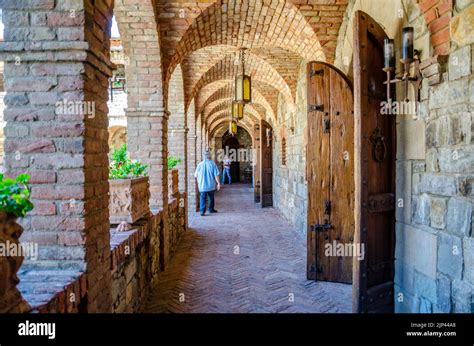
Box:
(309, 104), (324, 112)
(310, 222), (332, 232)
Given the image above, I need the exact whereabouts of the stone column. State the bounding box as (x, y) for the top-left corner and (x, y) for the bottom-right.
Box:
(168, 125), (188, 192)
(186, 103), (197, 213)
(0, 0), (113, 312)
(126, 108), (168, 211)
(187, 134), (197, 212)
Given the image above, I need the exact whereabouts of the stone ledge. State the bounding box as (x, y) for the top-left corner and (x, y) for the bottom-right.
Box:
(17, 268), (86, 313)
(14, 195), (185, 313)
(110, 209), (163, 270)
(110, 229), (141, 270)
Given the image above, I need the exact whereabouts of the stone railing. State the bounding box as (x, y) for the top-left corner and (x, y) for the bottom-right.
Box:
(0, 211), (31, 313)
(12, 181), (187, 313)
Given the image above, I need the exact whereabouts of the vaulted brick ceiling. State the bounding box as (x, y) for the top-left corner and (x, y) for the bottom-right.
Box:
(155, 0), (349, 132)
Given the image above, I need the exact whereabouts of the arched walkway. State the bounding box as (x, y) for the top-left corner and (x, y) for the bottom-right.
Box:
(142, 184), (351, 313)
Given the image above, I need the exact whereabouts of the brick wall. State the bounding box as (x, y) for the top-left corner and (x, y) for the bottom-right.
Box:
(0, 0), (115, 312)
(187, 100), (198, 213)
(168, 64), (188, 193)
(418, 0), (453, 55)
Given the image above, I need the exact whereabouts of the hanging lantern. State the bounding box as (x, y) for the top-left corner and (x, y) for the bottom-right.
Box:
(234, 48), (252, 104)
(229, 119), (238, 135)
(232, 101), (244, 120)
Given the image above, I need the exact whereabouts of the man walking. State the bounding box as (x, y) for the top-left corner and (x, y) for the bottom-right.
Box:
(221, 155), (232, 185)
(194, 150), (220, 216)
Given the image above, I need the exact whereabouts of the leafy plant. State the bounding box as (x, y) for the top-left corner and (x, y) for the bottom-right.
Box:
(0, 173), (34, 218)
(109, 144), (148, 180)
(168, 156), (181, 170)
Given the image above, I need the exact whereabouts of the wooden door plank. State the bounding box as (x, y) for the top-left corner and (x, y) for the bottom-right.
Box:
(306, 62), (331, 280)
(328, 67), (354, 283)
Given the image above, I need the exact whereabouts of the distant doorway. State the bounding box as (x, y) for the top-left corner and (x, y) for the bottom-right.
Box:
(222, 136), (241, 183)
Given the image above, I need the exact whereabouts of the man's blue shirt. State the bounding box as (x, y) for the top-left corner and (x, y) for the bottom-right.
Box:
(194, 159), (220, 192)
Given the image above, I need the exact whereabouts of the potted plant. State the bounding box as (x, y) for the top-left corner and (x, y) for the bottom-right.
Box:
(109, 144), (150, 224)
(167, 156), (181, 198)
(0, 173), (34, 313)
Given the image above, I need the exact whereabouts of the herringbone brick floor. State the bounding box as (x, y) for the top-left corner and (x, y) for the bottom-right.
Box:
(141, 184), (352, 313)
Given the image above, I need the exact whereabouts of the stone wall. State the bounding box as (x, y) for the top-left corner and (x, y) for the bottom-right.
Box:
(168, 65), (187, 193)
(395, 44), (474, 314)
(111, 193), (186, 312)
(273, 61), (308, 235)
(0, 91), (5, 168)
(107, 89), (127, 128)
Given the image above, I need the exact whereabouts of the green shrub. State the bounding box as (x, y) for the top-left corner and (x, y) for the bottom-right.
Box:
(168, 156), (181, 170)
(0, 173), (34, 218)
(109, 144), (148, 180)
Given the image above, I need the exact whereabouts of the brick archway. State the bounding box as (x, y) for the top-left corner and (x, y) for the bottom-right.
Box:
(163, 0), (326, 83)
(114, 0), (169, 210)
(197, 82), (275, 123)
(188, 51), (295, 112)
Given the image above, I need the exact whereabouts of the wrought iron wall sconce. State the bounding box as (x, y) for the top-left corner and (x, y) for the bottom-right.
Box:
(383, 27), (423, 106)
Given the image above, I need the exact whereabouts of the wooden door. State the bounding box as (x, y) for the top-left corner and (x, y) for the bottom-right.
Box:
(260, 120), (273, 207)
(253, 124), (261, 203)
(353, 10), (396, 313)
(306, 62), (354, 283)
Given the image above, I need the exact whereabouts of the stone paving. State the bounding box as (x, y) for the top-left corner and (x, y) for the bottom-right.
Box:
(141, 183), (352, 313)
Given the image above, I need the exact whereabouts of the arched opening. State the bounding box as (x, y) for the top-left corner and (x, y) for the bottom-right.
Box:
(222, 136), (240, 183)
(167, 64), (187, 193)
(220, 126), (253, 184)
